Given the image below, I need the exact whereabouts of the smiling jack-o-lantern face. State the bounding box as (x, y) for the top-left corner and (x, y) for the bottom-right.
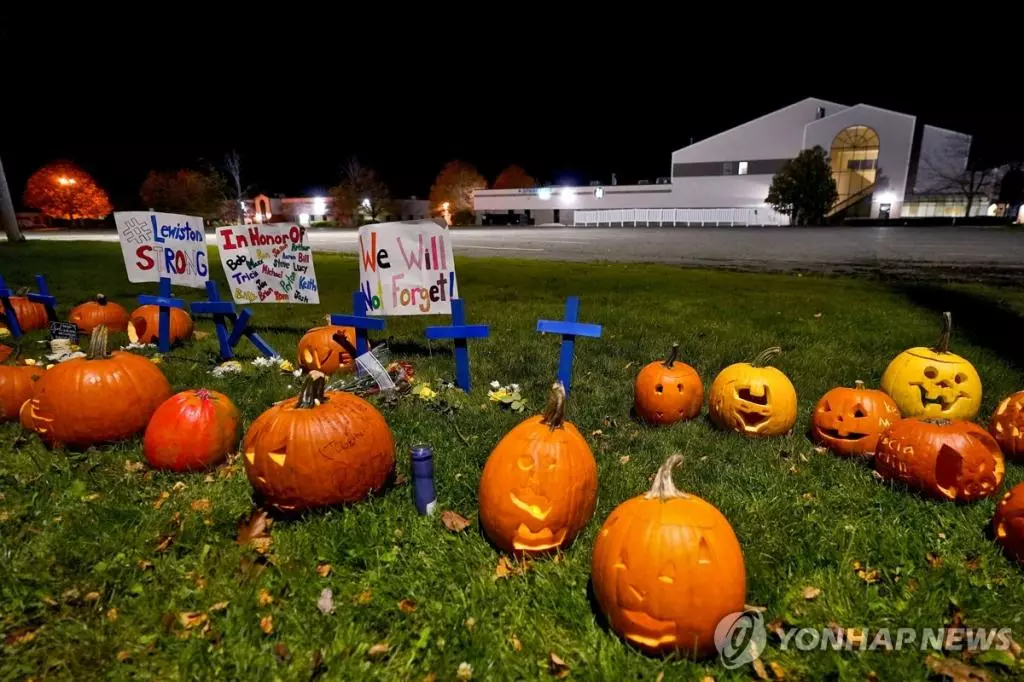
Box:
(479, 383), (597, 555)
(993, 483), (1024, 567)
(990, 392), (1024, 459)
(881, 312), (982, 420)
(812, 381), (901, 457)
(297, 323), (356, 375)
(634, 343), (703, 426)
(591, 455), (746, 657)
(709, 347), (797, 437)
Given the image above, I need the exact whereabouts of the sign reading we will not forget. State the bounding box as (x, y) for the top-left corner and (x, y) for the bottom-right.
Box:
(115, 211), (209, 289)
(358, 220), (458, 316)
(216, 224), (319, 304)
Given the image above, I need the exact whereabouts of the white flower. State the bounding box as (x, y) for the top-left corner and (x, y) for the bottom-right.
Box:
(457, 662), (473, 680)
(490, 380), (501, 389)
(292, 369), (303, 378)
(120, 342), (156, 351)
(510, 383), (520, 391)
(211, 360), (243, 377)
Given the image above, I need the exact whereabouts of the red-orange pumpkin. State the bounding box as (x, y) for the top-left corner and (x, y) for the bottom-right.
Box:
(69, 294), (129, 333)
(127, 305), (194, 345)
(993, 483), (1024, 567)
(990, 391), (1024, 459)
(144, 389), (240, 471)
(0, 363), (45, 422)
(297, 322), (357, 375)
(21, 326), (171, 448)
(242, 371), (395, 511)
(0, 296), (48, 332)
(634, 343), (703, 425)
(479, 382), (598, 555)
(811, 380), (902, 457)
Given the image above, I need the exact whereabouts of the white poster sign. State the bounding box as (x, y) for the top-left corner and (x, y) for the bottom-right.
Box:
(358, 220), (458, 316)
(216, 223), (319, 304)
(114, 211), (209, 289)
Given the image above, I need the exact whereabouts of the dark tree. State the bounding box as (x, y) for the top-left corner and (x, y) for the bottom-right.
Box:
(140, 169), (227, 220)
(329, 158), (395, 227)
(998, 164), (1023, 220)
(765, 146), (838, 226)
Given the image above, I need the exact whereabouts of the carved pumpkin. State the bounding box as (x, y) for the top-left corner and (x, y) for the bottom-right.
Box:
(297, 321), (357, 374)
(811, 380), (902, 457)
(634, 343), (703, 426)
(127, 305), (194, 345)
(993, 483), (1024, 567)
(881, 312), (982, 420)
(21, 326), (171, 448)
(69, 294), (129, 333)
(0, 363), (44, 422)
(243, 371), (395, 511)
(708, 347), (797, 437)
(144, 389), (240, 471)
(990, 392), (1024, 459)
(479, 382), (598, 555)
(0, 296), (48, 332)
(591, 454), (745, 657)
(875, 418), (1004, 502)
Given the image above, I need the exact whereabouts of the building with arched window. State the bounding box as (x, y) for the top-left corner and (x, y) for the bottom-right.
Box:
(472, 98), (982, 225)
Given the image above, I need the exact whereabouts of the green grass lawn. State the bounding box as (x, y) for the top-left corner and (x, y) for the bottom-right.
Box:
(2, 241), (1024, 681)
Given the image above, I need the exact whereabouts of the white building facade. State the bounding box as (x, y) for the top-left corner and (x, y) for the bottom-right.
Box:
(473, 98), (980, 226)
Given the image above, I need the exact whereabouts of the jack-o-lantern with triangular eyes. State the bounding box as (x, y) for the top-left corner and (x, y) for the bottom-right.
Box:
(479, 382), (597, 555)
(811, 380), (901, 457)
(591, 454), (746, 657)
(297, 319), (357, 375)
(990, 391), (1024, 459)
(881, 312), (982, 420)
(993, 483), (1024, 567)
(709, 347), (797, 437)
(634, 343), (703, 426)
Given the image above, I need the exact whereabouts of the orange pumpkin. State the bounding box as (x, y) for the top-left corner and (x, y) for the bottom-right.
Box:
(297, 321), (357, 374)
(242, 371), (395, 511)
(0, 296), (48, 332)
(127, 305), (194, 345)
(634, 343), (703, 425)
(708, 346), (797, 437)
(811, 380), (902, 457)
(69, 294), (129, 333)
(479, 382), (598, 555)
(993, 483), (1024, 567)
(875, 418), (1005, 502)
(21, 326), (171, 448)
(144, 389), (240, 471)
(990, 391), (1024, 459)
(591, 454), (746, 657)
(0, 363), (44, 422)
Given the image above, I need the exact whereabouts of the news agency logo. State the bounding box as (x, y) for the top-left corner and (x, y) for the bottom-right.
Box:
(714, 610), (767, 669)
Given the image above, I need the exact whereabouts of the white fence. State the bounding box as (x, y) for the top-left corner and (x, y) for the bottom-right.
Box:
(572, 207), (789, 226)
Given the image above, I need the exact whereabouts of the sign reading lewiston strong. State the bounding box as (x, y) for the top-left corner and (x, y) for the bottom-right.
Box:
(215, 224), (319, 304)
(358, 221), (458, 316)
(114, 211), (209, 289)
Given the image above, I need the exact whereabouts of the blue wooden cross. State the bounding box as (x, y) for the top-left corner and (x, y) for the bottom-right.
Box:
(189, 280), (277, 360)
(0, 274), (24, 338)
(536, 296), (603, 397)
(0, 273), (60, 338)
(27, 275), (59, 322)
(137, 277), (186, 353)
(425, 299), (490, 391)
(329, 291), (386, 363)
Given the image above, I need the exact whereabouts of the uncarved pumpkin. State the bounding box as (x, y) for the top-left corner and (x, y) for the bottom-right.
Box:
(993, 483), (1024, 567)
(881, 312), (982, 420)
(0, 296), (48, 332)
(709, 347), (797, 437)
(591, 454), (746, 657)
(811, 380), (902, 457)
(21, 326), (171, 448)
(297, 322), (357, 375)
(634, 343), (703, 426)
(243, 371), (395, 511)
(479, 382), (598, 555)
(0, 364), (44, 422)
(144, 389), (240, 471)
(127, 305), (194, 345)
(875, 418), (1004, 502)
(69, 294), (129, 333)
(990, 391), (1024, 459)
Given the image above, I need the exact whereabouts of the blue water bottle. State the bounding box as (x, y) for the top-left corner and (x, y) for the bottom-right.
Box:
(410, 443), (437, 515)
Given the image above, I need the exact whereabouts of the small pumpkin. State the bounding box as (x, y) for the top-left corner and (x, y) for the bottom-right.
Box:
(0, 362), (45, 422)
(591, 454), (746, 657)
(811, 380), (902, 457)
(127, 305), (194, 345)
(634, 343), (703, 425)
(479, 382), (598, 555)
(993, 483), (1024, 567)
(881, 312), (982, 420)
(708, 346), (797, 436)
(0, 295), (48, 332)
(21, 326), (171, 448)
(297, 319), (357, 374)
(990, 391), (1024, 459)
(243, 371), (395, 511)
(875, 418), (1004, 502)
(69, 294), (129, 333)
(144, 389), (240, 471)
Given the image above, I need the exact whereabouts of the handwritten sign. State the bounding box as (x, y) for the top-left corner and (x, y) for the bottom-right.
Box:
(358, 220), (458, 316)
(49, 321), (80, 341)
(115, 211), (209, 289)
(216, 224), (319, 304)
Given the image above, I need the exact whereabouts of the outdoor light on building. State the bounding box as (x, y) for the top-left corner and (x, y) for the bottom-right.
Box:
(877, 191), (897, 205)
(595, 187), (604, 199)
(537, 187), (552, 200)
(560, 187), (575, 203)
(313, 197), (327, 216)
(361, 198), (371, 209)
(299, 213), (310, 227)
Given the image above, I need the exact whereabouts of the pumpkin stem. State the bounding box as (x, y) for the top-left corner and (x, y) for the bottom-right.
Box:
(854, 379), (865, 390)
(663, 343), (679, 368)
(297, 370), (328, 408)
(645, 454), (689, 500)
(87, 325), (110, 359)
(935, 312), (952, 354)
(751, 346), (782, 368)
(540, 382), (567, 430)
(96, 293), (108, 306)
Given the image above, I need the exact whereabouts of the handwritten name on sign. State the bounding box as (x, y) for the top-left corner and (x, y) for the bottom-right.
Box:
(114, 211), (209, 289)
(216, 224), (319, 304)
(358, 220), (458, 316)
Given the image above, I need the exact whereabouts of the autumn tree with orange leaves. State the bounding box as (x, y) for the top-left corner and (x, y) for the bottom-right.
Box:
(23, 161), (112, 222)
(429, 161), (487, 225)
(493, 165), (536, 190)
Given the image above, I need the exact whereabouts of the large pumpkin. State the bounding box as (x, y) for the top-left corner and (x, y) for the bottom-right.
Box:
(21, 326), (171, 448)
(875, 418), (1004, 502)
(990, 391), (1024, 459)
(0, 363), (44, 422)
(708, 347), (796, 437)
(297, 321), (356, 374)
(69, 294), (129, 333)
(479, 382), (598, 555)
(993, 483), (1024, 567)
(127, 305), (194, 345)
(0, 296), (48, 332)
(591, 454), (746, 657)
(881, 312), (982, 420)
(811, 380), (902, 457)
(144, 389), (240, 471)
(243, 371), (395, 511)
(634, 343), (703, 426)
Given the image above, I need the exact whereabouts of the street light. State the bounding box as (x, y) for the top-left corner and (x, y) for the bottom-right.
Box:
(57, 176), (76, 186)
(361, 198), (371, 209)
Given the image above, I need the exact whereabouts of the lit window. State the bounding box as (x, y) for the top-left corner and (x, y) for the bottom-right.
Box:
(538, 187), (552, 200)
(299, 213), (310, 226)
(595, 187), (604, 198)
(738, 161), (749, 176)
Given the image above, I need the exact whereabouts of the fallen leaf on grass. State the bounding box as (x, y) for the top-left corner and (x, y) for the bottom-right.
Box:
(203, 474), (215, 483)
(464, 617), (476, 631)
(193, 330), (210, 341)
(84, 591), (101, 603)
(852, 561), (880, 584)
(495, 556), (530, 579)
(399, 599), (417, 613)
(423, 674), (437, 682)
(442, 511), (471, 532)
(116, 650), (132, 662)
(745, 604), (768, 614)
(394, 472), (409, 486)
(355, 589), (373, 605)
(258, 589), (273, 606)
(802, 586), (821, 601)
(925, 654), (990, 681)
(623, 362), (633, 370)
(83, 493), (102, 502)
(237, 509), (272, 554)
(317, 588), (334, 614)
(259, 615), (273, 634)
(619, 455), (630, 464)
(368, 641), (390, 658)
(590, 429), (604, 438)
(209, 601), (229, 613)
(274, 642), (290, 661)
(155, 534), (174, 553)
(316, 562), (332, 577)
(106, 608), (119, 622)
(548, 652), (570, 678)
(137, 559), (154, 571)
(752, 658), (769, 680)
(124, 460), (145, 473)
(769, 661), (787, 679)
(768, 618), (787, 640)
(927, 552), (944, 568)
(457, 662), (473, 680)
(509, 634), (522, 651)
(178, 612), (208, 629)
(813, 312), (823, 319)
(4, 626), (41, 646)
(172, 481), (186, 492)
(190, 499), (211, 512)
(153, 491), (170, 509)
(965, 554), (983, 572)
(62, 588), (81, 603)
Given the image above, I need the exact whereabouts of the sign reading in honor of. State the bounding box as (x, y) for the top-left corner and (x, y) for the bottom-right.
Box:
(114, 211), (209, 289)
(358, 220), (458, 316)
(216, 224), (319, 304)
